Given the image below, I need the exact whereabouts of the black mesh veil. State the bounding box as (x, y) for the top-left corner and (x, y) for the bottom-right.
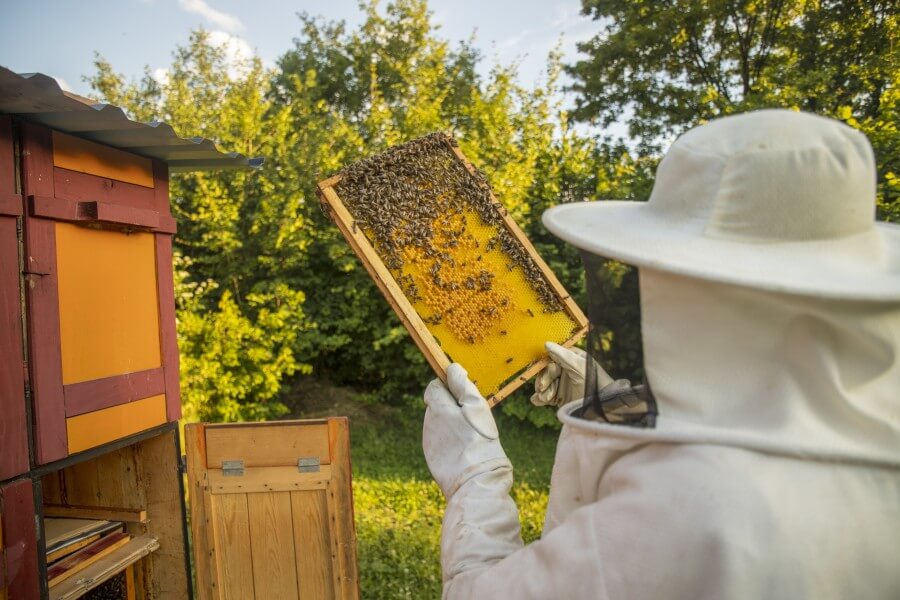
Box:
(577, 251), (657, 428)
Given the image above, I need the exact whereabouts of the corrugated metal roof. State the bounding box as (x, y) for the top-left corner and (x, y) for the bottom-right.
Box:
(0, 66), (263, 172)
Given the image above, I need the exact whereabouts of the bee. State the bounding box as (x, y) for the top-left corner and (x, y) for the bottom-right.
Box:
(505, 357), (513, 364)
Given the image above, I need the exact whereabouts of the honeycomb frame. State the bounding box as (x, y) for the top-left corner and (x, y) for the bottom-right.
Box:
(317, 135), (588, 406)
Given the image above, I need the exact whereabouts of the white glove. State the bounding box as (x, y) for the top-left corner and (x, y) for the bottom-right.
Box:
(531, 341), (614, 407)
(423, 363), (511, 498)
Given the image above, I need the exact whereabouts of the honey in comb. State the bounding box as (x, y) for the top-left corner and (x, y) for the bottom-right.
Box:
(332, 132), (580, 397)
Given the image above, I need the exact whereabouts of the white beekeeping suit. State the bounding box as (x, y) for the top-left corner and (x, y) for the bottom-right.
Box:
(422, 109), (900, 599)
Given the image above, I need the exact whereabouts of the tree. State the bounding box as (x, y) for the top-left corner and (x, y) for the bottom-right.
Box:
(568, 0), (898, 220)
(86, 1), (644, 423)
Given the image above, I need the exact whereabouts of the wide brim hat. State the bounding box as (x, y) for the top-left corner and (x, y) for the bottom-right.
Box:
(543, 110), (900, 302)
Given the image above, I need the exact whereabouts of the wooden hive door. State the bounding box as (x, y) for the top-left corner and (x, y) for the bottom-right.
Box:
(185, 418), (358, 600)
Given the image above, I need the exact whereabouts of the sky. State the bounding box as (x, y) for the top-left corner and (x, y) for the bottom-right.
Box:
(0, 0), (600, 101)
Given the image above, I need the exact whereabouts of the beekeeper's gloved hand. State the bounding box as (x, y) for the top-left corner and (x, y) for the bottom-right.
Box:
(423, 363), (510, 498)
(423, 363), (524, 594)
(531, 341), (614, 407)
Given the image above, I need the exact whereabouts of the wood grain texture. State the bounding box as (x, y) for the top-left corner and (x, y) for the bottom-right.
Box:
(0, 479), (40, 600)
(207, 466), (331, 494)
(48, 535), (159, 600)
(317, 183), (451, 380)
(185, 424), (216, 600)
(65, 394), (167, 454)
(291, 490), (336, 599)
(247, 491), (298, 600)
(328, 418), (359, 599)
(63, 367), (165, 417)
(44, 504), (147, 523)
(210, 494), (254, 600)
(29, 195), (164, 231)
(205, 421), (330, 468)
(47, 532), (131, 586)
(155, 234), (181, 422)
(46, 426), (189, 599)
(0, 116), (27, 481)
(21, 122), (68, 463)
(187, 418), (358, 599)
(0, 217), (28, 480)
(53, 166), (156, 210)
(51, 131), (154, 189)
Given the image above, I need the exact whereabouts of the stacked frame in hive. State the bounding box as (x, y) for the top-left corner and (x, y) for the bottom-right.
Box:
(317, 133), (587, 404)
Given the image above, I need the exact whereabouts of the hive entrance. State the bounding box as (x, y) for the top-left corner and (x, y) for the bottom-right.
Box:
(318, 133), (586, 402)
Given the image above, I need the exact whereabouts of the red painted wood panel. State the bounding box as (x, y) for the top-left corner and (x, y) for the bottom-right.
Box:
(53, 166), (159, 211)
(64, 367), (166, 417)
(0, 479), (40, 600)
(0, 116), (28, 481)
(156, 234), (181, 421)
(21, 122), (67, 464)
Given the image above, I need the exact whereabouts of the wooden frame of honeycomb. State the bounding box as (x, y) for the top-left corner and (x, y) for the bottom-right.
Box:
(317, 134), (587, 406)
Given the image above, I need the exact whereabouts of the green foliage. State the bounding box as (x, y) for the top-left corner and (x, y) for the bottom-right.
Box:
(84, 0), (894, 427)
(86, 1), (648, 425)
(568, 0), (898, 218)
(348, 401), (558, 598)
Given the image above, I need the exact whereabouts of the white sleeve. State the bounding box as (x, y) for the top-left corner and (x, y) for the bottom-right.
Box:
(442, 494), (607, 599)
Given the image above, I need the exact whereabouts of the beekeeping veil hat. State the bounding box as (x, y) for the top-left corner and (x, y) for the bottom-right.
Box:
(543, 109), (900, 466)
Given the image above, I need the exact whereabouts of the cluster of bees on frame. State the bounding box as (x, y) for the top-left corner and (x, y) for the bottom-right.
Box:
(334, 132), (563, 346)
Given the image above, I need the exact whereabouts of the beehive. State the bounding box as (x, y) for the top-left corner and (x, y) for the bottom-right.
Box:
(317, 133), (587, 403)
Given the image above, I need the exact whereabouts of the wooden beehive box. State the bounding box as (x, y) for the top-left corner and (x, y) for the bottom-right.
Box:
(318, 133), (587, 404)
(0, 73), (358, 599)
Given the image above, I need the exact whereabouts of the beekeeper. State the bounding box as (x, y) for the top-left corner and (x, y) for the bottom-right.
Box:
(422, 109), (900, 599)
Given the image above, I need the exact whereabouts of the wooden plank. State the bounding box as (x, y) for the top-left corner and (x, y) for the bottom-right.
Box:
(207, 466), (331, 495)
(317, 183), (451, 380)
(328, 418), (359, 599)
(247, 492), (299, 600)
(51, 131), (154, 189)
(210, 494), (255, 600)
(0, 218), (29, 480)
(47, 534), (101, 563)
(138, 430), (189, 599)
(56, 223), (162, 385)
(44, 518), (117, 549)
(291, 490), (336, 599)
(205, 421), (331, 468)
(44, 505), (148, 523)
(28, 195), (163, 230)
(1, 480), (41, 600)
(155, 234), (181, 421)
(48, 532), (131, 586)
(185, 424), (217, 600)
(53, 166), (157, 210)
(65, 394), (167, 454)
(125, 564), (136, 600)
(63, 367), (166, 417)
(49, 534), (159, 600)
(22, 122), (68, 463)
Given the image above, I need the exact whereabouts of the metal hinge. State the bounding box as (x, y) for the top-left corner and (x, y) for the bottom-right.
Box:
(222, 459), (244, 477)
(298, 457), (320, 473)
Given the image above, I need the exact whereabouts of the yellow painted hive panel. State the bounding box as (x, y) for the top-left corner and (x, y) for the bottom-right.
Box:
(56, 223), (162, 384)
(324, 133), (585, 400)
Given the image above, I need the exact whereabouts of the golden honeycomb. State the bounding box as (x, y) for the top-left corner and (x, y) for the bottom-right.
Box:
(330, 133), (584, 399)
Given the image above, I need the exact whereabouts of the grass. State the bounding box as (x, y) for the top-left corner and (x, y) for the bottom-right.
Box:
(283, 379), (559, 599)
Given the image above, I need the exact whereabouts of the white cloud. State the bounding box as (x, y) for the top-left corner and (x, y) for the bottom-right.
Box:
(152, 67), (170, 86)
(179, 0), (244, 33)
(207, 31), (255, 78)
